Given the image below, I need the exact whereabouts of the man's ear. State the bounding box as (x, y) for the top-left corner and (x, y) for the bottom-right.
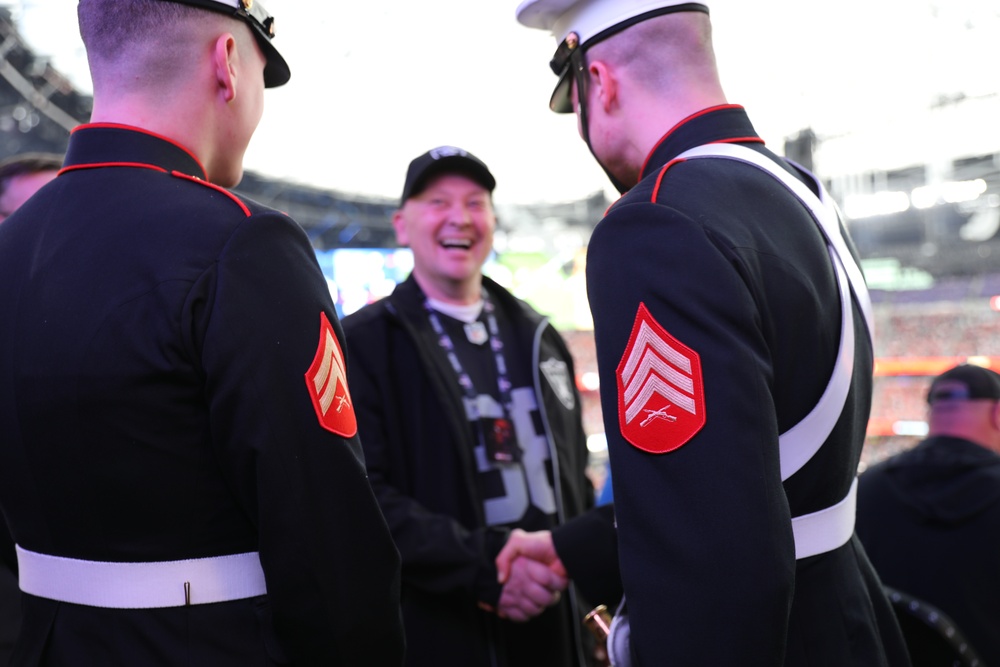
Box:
(587, 60), (617, 113)
(391, 209), (410, 246)
(213, 33), (238, 103)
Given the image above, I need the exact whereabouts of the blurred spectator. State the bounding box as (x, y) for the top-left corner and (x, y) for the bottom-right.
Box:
(0, 152), (62, 223)
(857, 364), (1000, 665)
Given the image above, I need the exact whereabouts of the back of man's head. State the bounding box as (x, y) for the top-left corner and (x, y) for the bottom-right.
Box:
(79, 0), (288, 92)
(586, 11), (719, 96)
(79, 0), (232, 93)
(77, 0), (292, 188)
(926, 364), (1000, 452)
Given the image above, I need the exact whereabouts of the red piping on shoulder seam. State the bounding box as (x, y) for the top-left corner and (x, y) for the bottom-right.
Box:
(651, 159), (685, 202)
(171, 171), (251, 217)
(649, 138), (766, 201)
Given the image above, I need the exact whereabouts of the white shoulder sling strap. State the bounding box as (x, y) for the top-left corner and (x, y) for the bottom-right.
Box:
(678, 142), (873, 482)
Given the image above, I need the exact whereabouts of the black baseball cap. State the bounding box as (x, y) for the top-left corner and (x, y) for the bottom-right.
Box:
(400, 146), (496, 206)
(927, 364), (1000, 404)
(171, 0), (290, 88)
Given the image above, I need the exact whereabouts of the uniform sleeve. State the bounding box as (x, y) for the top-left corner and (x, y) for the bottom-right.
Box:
(196, 212), (404, 666)
(343, 326), (509, 608)
(586, 202), (795, 664)
(552, 504), (622, 607)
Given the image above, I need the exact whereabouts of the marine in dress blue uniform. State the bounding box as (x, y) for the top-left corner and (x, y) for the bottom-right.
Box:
(0, 2), (403, 665)
(516, 1), (910, 665)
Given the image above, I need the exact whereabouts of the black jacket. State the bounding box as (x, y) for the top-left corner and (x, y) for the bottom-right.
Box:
(343, 275), (619, 667)
(0, 124), (404, 666)
(857, 436), (1000, 665)
(586, 105), (909, 666)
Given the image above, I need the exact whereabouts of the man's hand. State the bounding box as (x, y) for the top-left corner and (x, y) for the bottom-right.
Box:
(496, 528), (567, 584)
(495, 554), (568, 622)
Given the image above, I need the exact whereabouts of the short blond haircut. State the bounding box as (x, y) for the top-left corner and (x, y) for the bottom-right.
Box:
(78, 0), (202, 57)
(78, 0), (245, 90)
(586, 12), (718, 92)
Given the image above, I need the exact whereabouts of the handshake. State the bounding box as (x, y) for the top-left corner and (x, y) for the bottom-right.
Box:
(492, 528), (568, 622)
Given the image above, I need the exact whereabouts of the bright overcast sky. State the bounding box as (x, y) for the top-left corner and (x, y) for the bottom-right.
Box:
(4, 0), (997, 204)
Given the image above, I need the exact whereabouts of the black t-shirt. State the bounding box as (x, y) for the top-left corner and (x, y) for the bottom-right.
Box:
(433, 307), (557, 533)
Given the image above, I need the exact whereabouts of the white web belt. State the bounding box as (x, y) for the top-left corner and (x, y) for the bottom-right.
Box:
(16, 545), (267, 609)
(790, 477), (858, 559)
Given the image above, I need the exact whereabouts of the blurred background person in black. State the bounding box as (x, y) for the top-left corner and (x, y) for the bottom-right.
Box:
(858, 364), (1000, 665)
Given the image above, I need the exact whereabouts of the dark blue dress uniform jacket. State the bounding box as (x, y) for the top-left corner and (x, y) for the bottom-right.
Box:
(0, 124), (404, 666)
(586, 105), (909, 665)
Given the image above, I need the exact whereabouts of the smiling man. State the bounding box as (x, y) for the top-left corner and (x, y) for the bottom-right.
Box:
(342, 147), (619, 666)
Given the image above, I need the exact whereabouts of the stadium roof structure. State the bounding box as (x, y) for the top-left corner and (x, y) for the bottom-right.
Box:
(0, 6), (91, 157)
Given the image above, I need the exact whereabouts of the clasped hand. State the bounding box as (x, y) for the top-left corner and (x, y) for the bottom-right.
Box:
(493, 528), (568, 622)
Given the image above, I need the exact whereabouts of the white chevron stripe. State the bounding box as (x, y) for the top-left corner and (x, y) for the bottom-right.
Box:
(314, 330), (347, 416)
(624, 374), (697, 424)
(622, 347), (694, 406)
(621, 321), (692, 385)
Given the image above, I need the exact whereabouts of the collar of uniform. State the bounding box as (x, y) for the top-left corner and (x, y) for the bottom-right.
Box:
(638, 104), (761, 181)
(63, 124), (208, 180)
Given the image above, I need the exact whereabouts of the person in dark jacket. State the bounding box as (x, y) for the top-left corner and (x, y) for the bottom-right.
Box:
(515, 1), (910, 665)
(858, 364), (1000, 666)
(343, 146), (620, 667)
(0, 1), (403, 664)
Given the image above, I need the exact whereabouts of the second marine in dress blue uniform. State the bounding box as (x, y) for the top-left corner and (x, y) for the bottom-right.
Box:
(515, 1), (910, 661)
(584, 104), (908, 665)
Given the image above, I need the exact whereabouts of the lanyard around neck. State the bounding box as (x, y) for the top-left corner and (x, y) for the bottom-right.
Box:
(424, 290), (514, 419)
(425, 290), (521, 462)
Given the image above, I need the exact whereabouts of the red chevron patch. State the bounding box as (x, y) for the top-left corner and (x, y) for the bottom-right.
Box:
(304, 312), (357, 438)
(616, 303), (705, 453)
